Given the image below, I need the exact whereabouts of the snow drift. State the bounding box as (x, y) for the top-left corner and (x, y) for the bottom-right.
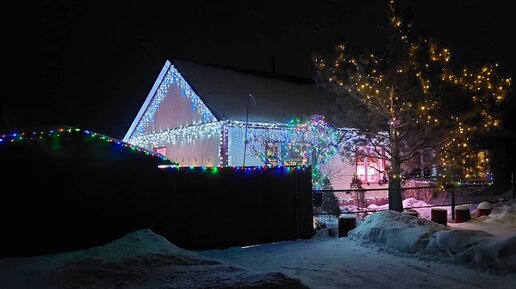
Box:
(0, 229), (309, 289)
(474, 199), (516, 228)
(349, 210), (516, 273)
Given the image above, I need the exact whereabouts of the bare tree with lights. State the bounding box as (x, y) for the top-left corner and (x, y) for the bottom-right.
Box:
(247, 115), (344, 214)
(288, 115), (343, 190)
(288, 115), (344, 215)
(313, 0), (511, 211)
(247, 128), (289, 166)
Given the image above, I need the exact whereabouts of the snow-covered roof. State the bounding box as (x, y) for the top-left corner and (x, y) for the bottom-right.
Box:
(172, 59), (338, 124)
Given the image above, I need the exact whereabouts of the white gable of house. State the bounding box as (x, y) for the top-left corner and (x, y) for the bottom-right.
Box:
(123, 60), (217, 142)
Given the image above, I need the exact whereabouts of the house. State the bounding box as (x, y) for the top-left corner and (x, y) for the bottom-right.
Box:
(123, 60), (390, 196)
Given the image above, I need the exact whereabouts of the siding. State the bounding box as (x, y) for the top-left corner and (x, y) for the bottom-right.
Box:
(160, 132), (221, 167)
(145, 84), (207, 134)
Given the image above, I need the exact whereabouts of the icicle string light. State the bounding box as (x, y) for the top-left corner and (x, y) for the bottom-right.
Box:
(132, 64), (217, 138)
(128, 122), (223, 148)
(229, 120), (290, 130)
(128, 120), (298, 167)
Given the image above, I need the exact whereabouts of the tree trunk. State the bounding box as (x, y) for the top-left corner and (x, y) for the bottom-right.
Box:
(389, 124), (403, 212)
(388, 175), (403, 211)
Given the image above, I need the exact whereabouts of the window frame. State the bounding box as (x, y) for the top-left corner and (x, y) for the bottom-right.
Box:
(356, 146), (385, 183)
(153, 146), (167, 157)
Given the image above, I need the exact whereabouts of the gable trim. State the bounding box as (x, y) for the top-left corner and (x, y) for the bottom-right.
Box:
(123, 61), (172, 141)
(124, 60), (218, 142)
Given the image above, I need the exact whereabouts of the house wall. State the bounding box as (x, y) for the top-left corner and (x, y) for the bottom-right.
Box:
(145, 83), (207, 134)
(228, 125), (388, 199)
(326, 154), (356, 190)
(327, 155), (388, 201)
(477, 136), (513, 194)
(228, 126), (271, 166)
(161, 132), (221, 167)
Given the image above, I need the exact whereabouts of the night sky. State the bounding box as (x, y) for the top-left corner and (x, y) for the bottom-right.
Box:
(5, 0), (515, 139)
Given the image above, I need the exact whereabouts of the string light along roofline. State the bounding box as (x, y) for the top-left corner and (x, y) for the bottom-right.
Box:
(157, 163), (311, 173)
(0, 127), (177, 166)
(0, 126), (311, 174)
(124, 60), (217, 141)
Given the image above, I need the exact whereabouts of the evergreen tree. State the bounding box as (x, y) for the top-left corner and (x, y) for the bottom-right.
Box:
(314, 176), (341, 217)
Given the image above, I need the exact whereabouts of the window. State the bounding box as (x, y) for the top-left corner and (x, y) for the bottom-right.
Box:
(408, 149), (436, 177)
(475, 149), (491, 181)
(263, 142), (308, 166)
(153, 146), (167, 157)
(265, 142), (280, 166)
(356, 147), (385, 183)
(421, 148), (437, 177)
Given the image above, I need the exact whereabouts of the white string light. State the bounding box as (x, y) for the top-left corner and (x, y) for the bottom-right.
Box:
(132, 64), (217, 138)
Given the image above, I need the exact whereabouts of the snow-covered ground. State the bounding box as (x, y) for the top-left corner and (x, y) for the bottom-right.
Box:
(1, 200), (515, 289)
(202, 199), (516, 289)
(0, 229), (308, 289)
(203, 235), (516, 289)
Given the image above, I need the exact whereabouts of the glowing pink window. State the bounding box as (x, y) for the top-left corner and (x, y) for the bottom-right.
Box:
(356, 146), (385, 183)
(153, 146), (167, 157)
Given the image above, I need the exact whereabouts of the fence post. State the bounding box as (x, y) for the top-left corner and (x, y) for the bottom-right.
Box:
(295, 169), (299, 239)
(451, 188), (456, 220)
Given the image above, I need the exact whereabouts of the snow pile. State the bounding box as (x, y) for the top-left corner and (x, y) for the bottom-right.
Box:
(366, 198), (444, 220)
(367, 198), (430, 211)
(349, 210), (516, 273)
(340, 204), (359, 213)
(403, 197), (431, 208)
(365, 203), (387, 211)
(426, 229), (516, 273)
(404, 198), (453, 220)
(0, 229), (309, 289)
(371, 197), (516, 223)
(450, 199), (516, 236)
(475, 199), (516, 227)
(349, 210), (446, 253)
(342, 198), (433, 213)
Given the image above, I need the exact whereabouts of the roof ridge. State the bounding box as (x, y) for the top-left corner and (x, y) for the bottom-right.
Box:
(172, 58), (315, 85)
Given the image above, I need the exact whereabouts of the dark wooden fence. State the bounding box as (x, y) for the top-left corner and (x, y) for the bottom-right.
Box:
(0, 128), (313, 257)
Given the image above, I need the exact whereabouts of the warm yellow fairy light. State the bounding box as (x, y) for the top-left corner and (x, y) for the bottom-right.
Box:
(313, 0), (510, 190)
